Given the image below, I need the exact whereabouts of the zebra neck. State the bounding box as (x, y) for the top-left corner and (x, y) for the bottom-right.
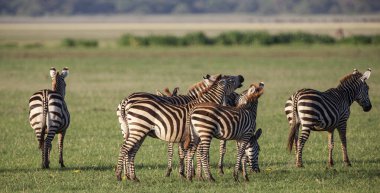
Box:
(336, 83), (358, 105)
(53, 79), (66, 98)
(187, 82), (207, 99)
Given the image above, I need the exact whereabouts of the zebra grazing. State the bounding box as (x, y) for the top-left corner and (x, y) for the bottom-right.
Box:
(115, 74), (244, 182)
(285, 69), (372, 168)
(188, 82), (264, 182)
(28, 67), (70, 168)
(116, 74), (220, 178)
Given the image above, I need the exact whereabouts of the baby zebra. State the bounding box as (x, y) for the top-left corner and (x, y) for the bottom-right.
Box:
(28, 67), (70, 168)
(188, 82), (264, 182)
(285, 69), (372, 167)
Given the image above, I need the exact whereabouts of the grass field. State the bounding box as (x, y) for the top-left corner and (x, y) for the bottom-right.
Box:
(0, 45), (379, 192)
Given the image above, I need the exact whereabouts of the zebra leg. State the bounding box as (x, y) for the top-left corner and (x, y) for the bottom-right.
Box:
(241, 152), (249, 181)
(116, 140), (129, 181)
(58, 131), (66, 168)
(337, 126), (351, 166)
(43, 127), (57, 169)
(178, 143), (186, 178)
(233, 141), (248, 182)
(186, 139), (199, 181)
(195, 148), (203, 180)
(199, 139), (215, 182)
(218, 140), (227, 175)
(127, 137), (146, 182)
(296, 127), (311, 168)
(327, 131), (334, 167)
(165, 142), (174, 177)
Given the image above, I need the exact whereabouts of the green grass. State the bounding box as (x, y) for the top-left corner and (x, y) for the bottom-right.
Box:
(0, 45), (379, 193)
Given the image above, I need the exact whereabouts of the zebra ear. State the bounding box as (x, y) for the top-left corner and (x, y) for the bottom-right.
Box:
(61, 67), (69, 78)
(353, 68), (359, 74)
(172, 87), (179, 96)
(360, 68), (371, 81)
(50, 67), (56, 78)
(255, 128), (262, 140)
(203, 74), (211, 79)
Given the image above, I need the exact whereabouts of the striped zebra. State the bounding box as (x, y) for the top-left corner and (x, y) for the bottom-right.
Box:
(187, 82), (264, 182)
(116, 75), (219, 179)
(28, 67), (70, 168)
(115, 74), (244, 182)
(285, 69), (372, 168)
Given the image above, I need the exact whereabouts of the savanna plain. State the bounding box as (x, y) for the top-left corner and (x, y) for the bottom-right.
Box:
(0, 45), (379, 193)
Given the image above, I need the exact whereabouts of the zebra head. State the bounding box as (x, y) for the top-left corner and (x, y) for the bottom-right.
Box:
(50, 67), (69, 98)
(220, 74), (244, 92)
(237, 82), (264, 107)
(356, 68), (372, 112)
(247, 128), (262, 173)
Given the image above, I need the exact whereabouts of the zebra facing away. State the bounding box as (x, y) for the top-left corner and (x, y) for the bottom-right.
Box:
(187, 82), (264, 182)
(285, 69), (372, 168)
(115, 74), (244, 182)
(28, 67), (70, 168)
(116, 74), (220, 179)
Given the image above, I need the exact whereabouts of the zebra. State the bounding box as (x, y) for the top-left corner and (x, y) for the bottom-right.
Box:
(116, 74), (220, 178)
(285, 69), (372, 168)
(28, 67), (70, 168)
(187, 82), (264, 181)
(115, 74), (244, 182)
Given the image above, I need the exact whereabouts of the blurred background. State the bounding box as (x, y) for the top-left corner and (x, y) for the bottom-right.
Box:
(0, 0), (380, 48)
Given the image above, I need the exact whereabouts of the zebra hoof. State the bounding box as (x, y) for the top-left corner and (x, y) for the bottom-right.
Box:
(345, 162), (352, 167)
(244, 175), (249, 182)
(218, 168), (224, 175)
(165, 168), (172, 177)
(131, 177), (140, 182)
(60, 163), (66, 168)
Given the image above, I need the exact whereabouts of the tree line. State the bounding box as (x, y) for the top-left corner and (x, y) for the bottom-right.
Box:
(0, 0), (379, 16)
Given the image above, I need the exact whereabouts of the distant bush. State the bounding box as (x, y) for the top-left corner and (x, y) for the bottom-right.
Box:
(62, 38), (98, 48)
(24, 42), (44, 48)
(339, 35), (373, 45)
(117, 32), (380, 47)
(0, 42), (18, 48)
(181, 32), (213, 46)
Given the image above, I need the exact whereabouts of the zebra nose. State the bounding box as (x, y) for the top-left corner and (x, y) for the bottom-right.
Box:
(364, 104), (372, 112)
(238, 75), (244, 83)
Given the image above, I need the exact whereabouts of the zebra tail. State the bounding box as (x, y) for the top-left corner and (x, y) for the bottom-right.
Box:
(39, 92), (48, 150)
(120, 99), (130, 139)
(287, 93), (299, 153)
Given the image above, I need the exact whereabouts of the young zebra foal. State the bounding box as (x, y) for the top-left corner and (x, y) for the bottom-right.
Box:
(29, 67), (70, 168)
(285, 68), (372, 168)
(188, 82), (264, 182)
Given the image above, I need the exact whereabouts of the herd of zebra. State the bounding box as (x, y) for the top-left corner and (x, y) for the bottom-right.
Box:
(28, 67), (372, 182)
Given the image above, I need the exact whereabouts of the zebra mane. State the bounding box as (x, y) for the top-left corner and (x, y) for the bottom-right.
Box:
(339, 72), (363, 87)
(195, 74), (222, 97)
(188, 74), (222, 95)
(237, 83), (264, 108)
(51, 71), (60, 91)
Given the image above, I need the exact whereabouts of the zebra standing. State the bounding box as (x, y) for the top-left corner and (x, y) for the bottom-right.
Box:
(285, 69), (372, 167)
(187, 82), (264, 182)
(116, 74), (219, 178)
(115, 74), (244, 182)
(28, 67), (70, 168)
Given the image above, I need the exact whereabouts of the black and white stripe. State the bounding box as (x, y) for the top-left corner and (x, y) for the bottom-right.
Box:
(28, 67), (70, 168)
(115, 74), (244, 182)
(285, 69), (372, 167)
(187, 82), (264, 181)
